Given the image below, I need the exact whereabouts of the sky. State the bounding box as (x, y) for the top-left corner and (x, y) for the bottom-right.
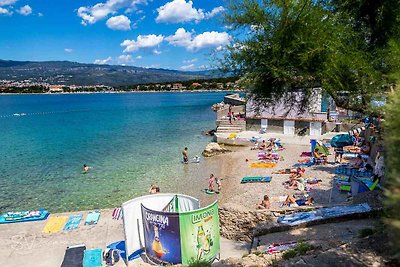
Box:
(0, 0), (231, 70)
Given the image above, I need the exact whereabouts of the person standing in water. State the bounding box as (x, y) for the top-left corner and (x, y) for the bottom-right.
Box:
(208, 174), (215, 191)
(182, 147), (189, 164)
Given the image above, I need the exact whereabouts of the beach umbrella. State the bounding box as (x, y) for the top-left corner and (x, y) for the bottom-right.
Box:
(330, 134), (354, 148)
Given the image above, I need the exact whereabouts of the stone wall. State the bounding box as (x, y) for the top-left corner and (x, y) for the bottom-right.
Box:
(219, 206), (273, 242)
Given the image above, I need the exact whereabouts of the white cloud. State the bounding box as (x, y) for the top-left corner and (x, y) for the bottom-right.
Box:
(165, 27), (193, 47)
(166, 28), (230, 51)
(205, 6), (225, 19)
(18, 4), (32, 16)
(38, 12), (43, 17)
(106, 15), (131, 30)
(183, 58), (197, 64)
(118, 54), (132, 63)
(77, 0), (147, 26)
(0, 0), (17, 6)
(121, 34), (164, 52)
(156, 0), (204, 23)
(0, 7), (11, 15)
(156, 0), (224, 24)
(64, 48), (74, 53)
(94, 56), (112, 65)
(180, 64), (195, 70)
(136, 55), (142, 59)
(152, 49), (161, 55)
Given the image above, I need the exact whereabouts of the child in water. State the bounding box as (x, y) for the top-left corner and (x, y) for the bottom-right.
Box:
(214, 176), (221, 193)
(208, 174), (214, 191)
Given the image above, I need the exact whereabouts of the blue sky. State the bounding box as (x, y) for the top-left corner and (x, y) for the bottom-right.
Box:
(0, 0), (230, 70)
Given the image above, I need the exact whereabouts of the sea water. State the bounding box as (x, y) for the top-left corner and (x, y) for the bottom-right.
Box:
(0, 92), (226, 212)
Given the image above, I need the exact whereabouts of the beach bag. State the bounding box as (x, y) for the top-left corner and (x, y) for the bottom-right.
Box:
(103, 248), (120, 266)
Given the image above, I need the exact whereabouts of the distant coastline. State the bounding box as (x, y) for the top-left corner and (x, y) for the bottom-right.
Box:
(0, 89), (245, 96)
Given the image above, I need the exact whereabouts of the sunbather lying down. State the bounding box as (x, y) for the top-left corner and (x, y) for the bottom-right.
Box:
(274, 167), (305, 175)
(281, 195), (314, 207)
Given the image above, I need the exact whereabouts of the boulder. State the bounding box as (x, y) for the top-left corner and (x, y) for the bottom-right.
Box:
(202, 142), (231, 157)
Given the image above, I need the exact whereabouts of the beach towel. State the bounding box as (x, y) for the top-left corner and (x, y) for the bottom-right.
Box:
(270, 196), (287, 202)
(112, 208), (123, 220)
(61, 244), (86, 267)
(64, 214), (83, 231)
(227, 133), (237, 139)
(83, 248), (102, 267)
(250, 162), (277, 168)
(0, 209), (49, 224)
(42, 216), (68, 233)
(293, 162), (314, 168)
(241, 176), (272, 183)
(85, 211), (100, 225)
(265, 241), (298, 254)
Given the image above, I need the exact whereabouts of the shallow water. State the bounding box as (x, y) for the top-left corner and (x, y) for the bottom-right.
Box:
(0, 92), (226, 212)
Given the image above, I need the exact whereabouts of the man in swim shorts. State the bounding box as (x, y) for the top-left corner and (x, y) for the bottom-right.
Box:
(182, 147), (189, 164)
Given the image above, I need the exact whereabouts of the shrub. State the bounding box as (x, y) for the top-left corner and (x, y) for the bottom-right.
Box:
(385, 88), (400, 260)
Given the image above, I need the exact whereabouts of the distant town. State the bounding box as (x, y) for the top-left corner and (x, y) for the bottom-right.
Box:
(0, 77), (243, 94)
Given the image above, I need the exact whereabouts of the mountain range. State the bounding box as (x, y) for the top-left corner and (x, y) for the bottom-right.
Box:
(0, 60), (220, 87)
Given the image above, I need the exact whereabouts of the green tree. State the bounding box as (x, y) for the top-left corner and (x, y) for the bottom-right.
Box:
(222, 0), (400, 113)
(385, 87), (400, 260)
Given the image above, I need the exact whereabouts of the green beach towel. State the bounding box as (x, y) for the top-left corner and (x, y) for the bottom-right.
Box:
(340, 185), (351, 192)
(83, 248), (102, 267)
(64, 215), (83, 231)
(85, 211), (100, 225)
(241, 176), (272, 183)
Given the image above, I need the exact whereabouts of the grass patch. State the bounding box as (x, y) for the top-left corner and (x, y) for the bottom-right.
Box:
(358, 228), (375, 238)
(282, 242), (315, 260)
(187, 260), (211, 267)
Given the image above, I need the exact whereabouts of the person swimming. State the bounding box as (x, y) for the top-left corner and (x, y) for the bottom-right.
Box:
(83, 164), (91, 173)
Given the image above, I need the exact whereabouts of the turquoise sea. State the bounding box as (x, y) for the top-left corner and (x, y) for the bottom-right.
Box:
(0, 92), (225, 212)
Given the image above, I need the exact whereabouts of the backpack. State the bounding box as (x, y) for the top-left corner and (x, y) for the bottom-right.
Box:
(103, 248), (120, 266)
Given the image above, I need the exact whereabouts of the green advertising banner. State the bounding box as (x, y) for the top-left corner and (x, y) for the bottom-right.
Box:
(179, 201), (220, 265)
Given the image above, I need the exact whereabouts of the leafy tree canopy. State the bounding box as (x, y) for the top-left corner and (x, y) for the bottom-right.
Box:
(222, 0), (400, 114)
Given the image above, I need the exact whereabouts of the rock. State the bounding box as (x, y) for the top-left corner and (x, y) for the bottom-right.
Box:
(203, 142), (231, 157)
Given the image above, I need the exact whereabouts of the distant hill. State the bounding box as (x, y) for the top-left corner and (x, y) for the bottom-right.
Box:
(0, 60), (221, 87)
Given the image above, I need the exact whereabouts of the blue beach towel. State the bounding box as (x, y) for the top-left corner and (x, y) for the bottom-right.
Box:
(64, 214), (83, 231)
(85, 211), (100, 225)
(83, 248), (102, 267)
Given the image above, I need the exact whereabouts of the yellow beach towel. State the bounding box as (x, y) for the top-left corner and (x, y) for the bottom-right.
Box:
(250, 162), (277, 168)
(42, 216), (68, 233)
(227, 133), (237, 139)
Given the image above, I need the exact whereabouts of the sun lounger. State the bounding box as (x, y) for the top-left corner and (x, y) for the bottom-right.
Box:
(64, 214), (83, 231)
(61, 244), (86, 267)
(241, 176), (272, 183)
(42, 216), (68, 233)
(85, 211), (100, 225)
(83, 248), (102, 267)
(0, 208), (49, 224)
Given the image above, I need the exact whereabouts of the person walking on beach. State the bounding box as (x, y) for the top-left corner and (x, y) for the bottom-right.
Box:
(182, 147), (189, 164)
